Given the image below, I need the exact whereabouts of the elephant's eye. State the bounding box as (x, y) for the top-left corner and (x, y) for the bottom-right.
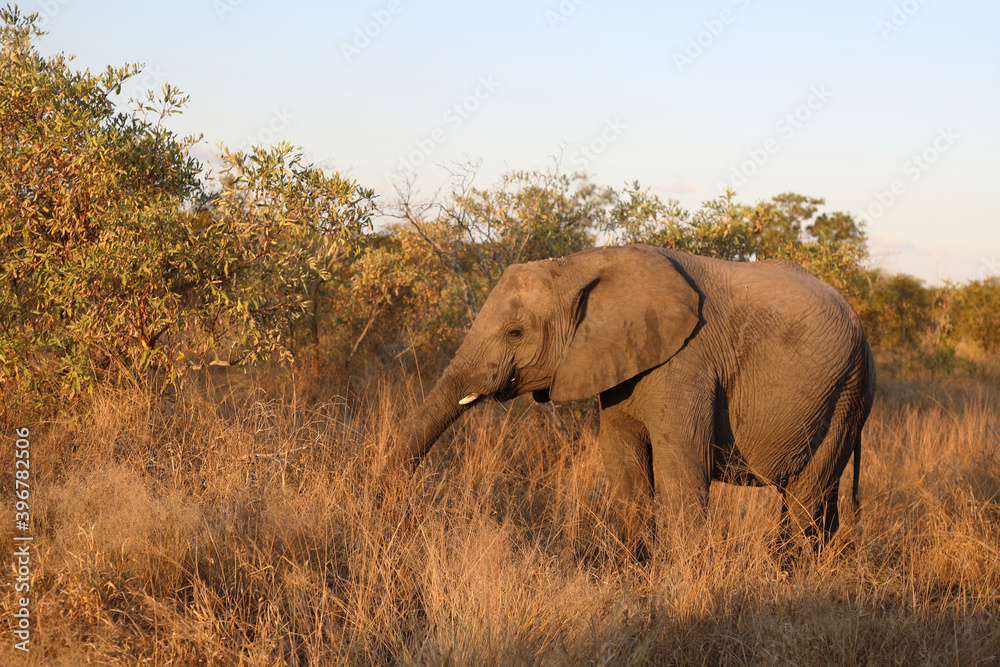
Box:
(507, 327), (523, 340)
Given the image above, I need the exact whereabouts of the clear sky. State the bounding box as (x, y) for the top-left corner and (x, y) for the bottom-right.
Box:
(30, 0), (1000, 284)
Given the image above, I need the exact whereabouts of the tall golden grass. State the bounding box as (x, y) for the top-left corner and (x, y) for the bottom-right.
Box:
(2, 370), (998, 665)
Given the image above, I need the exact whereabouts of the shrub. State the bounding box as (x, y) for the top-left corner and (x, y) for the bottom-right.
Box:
(0, 8), (374, 413)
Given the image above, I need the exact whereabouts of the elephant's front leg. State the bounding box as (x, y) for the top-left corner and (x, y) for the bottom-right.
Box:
(597, 411), (654, 560)
(649, 409), (713, 529)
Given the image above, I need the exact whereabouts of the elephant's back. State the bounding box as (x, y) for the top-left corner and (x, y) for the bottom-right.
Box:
(659, 249), (862, 335)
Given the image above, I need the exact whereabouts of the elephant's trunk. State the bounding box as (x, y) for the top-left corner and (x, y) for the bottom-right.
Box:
(391, 364), (474, 470)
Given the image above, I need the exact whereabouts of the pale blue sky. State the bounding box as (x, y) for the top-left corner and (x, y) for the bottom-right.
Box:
(31, 0), (1000, 283)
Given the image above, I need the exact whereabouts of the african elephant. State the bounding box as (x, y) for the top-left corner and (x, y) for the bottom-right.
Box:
(392, 244), (875, 552)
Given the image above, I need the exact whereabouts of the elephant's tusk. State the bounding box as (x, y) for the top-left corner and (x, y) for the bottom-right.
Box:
(458, 393), (481, 405)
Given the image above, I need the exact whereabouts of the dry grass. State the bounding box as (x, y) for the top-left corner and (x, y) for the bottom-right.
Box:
(2, 369), (999, 665)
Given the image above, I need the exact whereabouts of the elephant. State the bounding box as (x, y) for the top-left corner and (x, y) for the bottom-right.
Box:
(391, 244), (876, 553)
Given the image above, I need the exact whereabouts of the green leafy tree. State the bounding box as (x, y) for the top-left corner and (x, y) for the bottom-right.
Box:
(609, 185), (762, 260)
(808, 210), (866, 248)
(193, 143), (375, 367)
(758, 192), (824, 251)
(861, 272), (932, 351)
(948, 277), (1000, 356)
(0, 8), (374, 409)
(608, 185), (866, 296)
(322, 227), (468, 372)
(1, 7), (200, 397)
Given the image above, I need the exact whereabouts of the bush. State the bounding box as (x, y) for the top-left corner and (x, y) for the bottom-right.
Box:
(607, 184), (867, 295)
(950, 278), (1000, 356)
(4, 3), (998, 411)
(0, 8), (374, 413)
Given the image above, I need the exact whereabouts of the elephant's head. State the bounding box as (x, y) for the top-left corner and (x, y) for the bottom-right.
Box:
(392, 244), (701, 468)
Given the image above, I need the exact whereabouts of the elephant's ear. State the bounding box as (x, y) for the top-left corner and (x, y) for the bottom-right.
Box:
(549, 246), (700, 402)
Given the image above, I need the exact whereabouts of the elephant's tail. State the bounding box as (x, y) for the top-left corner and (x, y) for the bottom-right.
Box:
(851, 432), (861, 511)
(853, 339), (874, 514)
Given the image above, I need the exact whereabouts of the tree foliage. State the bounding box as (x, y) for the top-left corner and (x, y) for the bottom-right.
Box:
(859, 272), (932, 351)
(607, 184), (867, 297)
(4, 4), (998, 409)
(0, 8), (373, 406)
(183, 143), (374, 369)
(950, 278), (1000, 356)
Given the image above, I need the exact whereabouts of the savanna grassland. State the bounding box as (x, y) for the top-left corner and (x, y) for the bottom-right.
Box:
(1, 368), (998, 665)
(4, 7), (1000, 665)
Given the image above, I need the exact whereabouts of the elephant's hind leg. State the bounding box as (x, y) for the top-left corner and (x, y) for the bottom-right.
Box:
(781, 477), (841, 544)
(781, 407), (859, 548)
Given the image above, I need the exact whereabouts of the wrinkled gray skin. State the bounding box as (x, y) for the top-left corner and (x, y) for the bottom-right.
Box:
(393, 244), (875, 551)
